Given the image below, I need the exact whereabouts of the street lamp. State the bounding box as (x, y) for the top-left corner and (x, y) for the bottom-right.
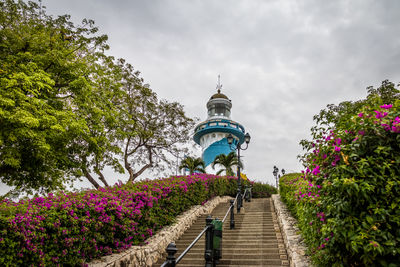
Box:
(227, 132), (251, 213)
(273, 165), (279, 189)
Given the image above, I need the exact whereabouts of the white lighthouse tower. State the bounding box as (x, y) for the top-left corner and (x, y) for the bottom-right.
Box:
(193, 77), (246, 173)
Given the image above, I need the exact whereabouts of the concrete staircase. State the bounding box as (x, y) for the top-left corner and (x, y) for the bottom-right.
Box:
(155, 198), (289, 267)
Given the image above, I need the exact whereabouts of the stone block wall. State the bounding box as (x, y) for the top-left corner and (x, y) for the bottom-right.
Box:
(271, 194), (312, 267)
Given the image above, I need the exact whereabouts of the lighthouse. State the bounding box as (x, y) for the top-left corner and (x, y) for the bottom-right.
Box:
(193, 77), (246, 172)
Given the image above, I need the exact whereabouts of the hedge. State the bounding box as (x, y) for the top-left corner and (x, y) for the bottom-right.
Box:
(0, 174), (274, 266)
(280, 100), (400, 266)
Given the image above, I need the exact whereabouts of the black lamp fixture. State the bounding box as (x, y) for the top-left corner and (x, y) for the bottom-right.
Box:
(244, 132), (251, 144)
(227, 133), (234, 145)
(227, 133), (251, 145)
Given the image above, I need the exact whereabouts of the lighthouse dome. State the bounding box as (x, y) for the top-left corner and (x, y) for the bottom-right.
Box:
(206, 89), (232, 119)
(210, 91), (229, 100)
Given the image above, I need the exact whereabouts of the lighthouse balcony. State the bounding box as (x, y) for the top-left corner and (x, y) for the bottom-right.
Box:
(193, 119), (245, 145)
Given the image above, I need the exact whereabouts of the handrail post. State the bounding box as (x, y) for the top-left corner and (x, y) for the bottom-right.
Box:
(205, 215), (214, 267)
(230, 199), (235, 229)
(249, 185), (252, 202)
(165, 242), (178, 267)
(237, 189), (241, 213)
(245, 185), (250, 202)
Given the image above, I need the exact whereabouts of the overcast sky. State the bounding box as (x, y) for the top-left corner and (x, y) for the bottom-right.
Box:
(41, 0), (400, 184)
(2, 0), (400, 195)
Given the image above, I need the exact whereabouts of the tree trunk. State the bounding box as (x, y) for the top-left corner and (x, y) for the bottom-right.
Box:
(124, 153), (135, 181)
(83, 169), (100, 189)
(95, 169), (109, 187)
(127, 146), (153, 182)
(129, 163), (152, 182)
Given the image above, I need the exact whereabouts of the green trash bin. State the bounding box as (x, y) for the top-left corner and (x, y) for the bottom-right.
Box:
(211, 218), (223, 262)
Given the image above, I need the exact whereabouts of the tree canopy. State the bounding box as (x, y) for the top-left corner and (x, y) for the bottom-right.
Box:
(0, 0), (195, 195)
(212, 152), (241, 176)
(178, 156), (205, 175)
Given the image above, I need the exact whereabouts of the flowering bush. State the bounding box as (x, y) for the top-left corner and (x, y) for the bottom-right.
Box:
(0, 174), (240, 266)
(251, 182), (277, 198)
(281, 82), (400, 266)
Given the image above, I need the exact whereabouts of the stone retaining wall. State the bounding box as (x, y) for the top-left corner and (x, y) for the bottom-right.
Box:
(271, 194), (312, 267)
(88, 196), (232, 267)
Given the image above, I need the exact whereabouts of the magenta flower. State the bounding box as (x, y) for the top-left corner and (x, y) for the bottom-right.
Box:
(380, 104), (392, 109)
(381, 124), (390, 131)
(312, 166), (320, 176)
(358, 112), (364, 117)
(392, 125), (400, 133)
(375, 110), (388, 119)
(334, 146), (341, 152)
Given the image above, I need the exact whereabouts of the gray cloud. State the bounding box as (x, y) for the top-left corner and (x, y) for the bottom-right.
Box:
(2, 0), (400, 195)
(41, 0), (400, 185)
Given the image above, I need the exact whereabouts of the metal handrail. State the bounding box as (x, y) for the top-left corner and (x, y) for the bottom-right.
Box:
(160, 220), (212, 267)
(222, 193), (238, 223)
(241, 186), (252, 202)
(160, 194), (240, 267)
(241, 188), (247, 201)
(176, 226), (208, 263)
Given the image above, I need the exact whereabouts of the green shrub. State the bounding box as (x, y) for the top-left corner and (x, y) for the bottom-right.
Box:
(251, 182), (278, 198)
(282, 82), (400, 266)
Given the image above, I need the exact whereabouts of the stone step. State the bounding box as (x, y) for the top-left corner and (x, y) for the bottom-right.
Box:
(178, 258), (285, 265)
(178, 253), (283, 260)
(179, 247), (282, 254)
(177, 235), (280, 243)
(183, 226), (277, 231)
(175, 242), (282, 249)
(177, 266), (287, 267)
(176, 242), (281, 249)
(188, 224), (276, 230)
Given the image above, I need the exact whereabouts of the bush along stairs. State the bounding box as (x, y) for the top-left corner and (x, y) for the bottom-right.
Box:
(156, 193), (289, 267)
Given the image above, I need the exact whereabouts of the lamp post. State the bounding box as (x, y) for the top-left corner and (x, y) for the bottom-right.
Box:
(227, 132), (251, 213)
(273, 165), (279, 189)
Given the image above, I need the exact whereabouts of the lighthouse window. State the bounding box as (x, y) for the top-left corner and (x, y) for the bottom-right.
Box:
(214, 103), (226, 116)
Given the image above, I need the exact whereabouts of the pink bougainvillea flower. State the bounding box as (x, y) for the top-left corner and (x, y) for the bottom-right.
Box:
(392, 125), (400, 133)
(358, 112), (364, 117)
(312, 166), (320, 176)
(380, 104), (392, 109)
(334, 146), (341, 152)
(381, 124), (390, 131)
(374, 111), (388, 119)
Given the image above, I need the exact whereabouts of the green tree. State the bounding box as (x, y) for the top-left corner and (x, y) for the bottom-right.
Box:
(178, 157), (205, 175)
(212, 152), (241, 176)
(115, 60), (195, 182)
(0, 0), (114, 193)
(0, 0), (195, 194)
